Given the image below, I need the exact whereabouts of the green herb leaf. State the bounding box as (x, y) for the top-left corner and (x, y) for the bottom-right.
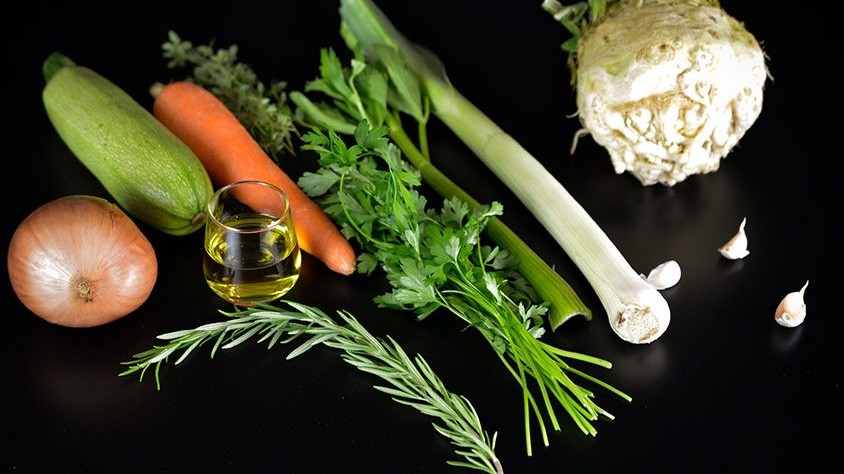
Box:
(298, 168), (340, 197)
(351, 60), (389, 126)
(373, 44), (424, 120)
(295, 36), (591, 330)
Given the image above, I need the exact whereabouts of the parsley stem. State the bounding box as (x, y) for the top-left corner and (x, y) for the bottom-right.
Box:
(417, 98), (431, 159)
(440, 248), (620, 451)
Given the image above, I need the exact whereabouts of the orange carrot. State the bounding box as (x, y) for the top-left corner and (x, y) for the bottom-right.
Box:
(153, 81), (356, 276)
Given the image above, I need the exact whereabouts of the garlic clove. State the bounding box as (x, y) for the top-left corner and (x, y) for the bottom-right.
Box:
(641, 260), (681, 290)
(775, 280), (809, 328)
(718, 217), (750, 260)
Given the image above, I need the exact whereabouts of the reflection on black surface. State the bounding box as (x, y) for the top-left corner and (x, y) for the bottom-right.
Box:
(770, 325), (804, 354)
(604, 341), (670, 391)
(715, 256), (748, 276)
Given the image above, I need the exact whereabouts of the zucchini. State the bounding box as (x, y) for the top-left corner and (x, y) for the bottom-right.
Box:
(42, 53), (213, 236)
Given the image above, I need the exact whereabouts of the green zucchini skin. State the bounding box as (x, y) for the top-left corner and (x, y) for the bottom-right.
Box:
(42, 57), (213, 236)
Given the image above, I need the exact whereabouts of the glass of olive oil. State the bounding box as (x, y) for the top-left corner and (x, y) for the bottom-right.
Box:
(203, 180), (302, 306)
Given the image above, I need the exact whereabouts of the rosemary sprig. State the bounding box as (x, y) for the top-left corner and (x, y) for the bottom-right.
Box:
(120, 300), (502, 474)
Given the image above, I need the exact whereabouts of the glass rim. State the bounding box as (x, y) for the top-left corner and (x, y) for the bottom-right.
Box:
(207, 180), (291, 233)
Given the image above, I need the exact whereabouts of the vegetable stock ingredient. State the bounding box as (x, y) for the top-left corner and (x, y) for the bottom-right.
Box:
(8, 195), (157, 327)
(544, 0), (768, 186)
(718, 217), (750, 260)
(291, 47), (591, 329)
(42, 53), (212, 235)
(775, 281), (809, 328)
(641, 260), (681, 290)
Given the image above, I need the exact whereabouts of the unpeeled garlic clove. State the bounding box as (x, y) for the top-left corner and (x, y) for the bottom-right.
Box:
(775, 280), (809, 328)
(719, 217), (750, 260)
(641, 260), (681, 290)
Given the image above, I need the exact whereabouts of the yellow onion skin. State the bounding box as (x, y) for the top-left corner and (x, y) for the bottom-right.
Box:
(8, 195), (158, 327)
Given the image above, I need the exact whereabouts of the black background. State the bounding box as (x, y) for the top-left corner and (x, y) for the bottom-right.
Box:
(4, 2), (837, 473)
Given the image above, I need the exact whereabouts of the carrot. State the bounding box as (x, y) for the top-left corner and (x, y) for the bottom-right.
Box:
(152, 81), (356, 276)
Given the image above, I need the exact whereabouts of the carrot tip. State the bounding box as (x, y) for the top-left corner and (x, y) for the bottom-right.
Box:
(327, 259), (356, 276)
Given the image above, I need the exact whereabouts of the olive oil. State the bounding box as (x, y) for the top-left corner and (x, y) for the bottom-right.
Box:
(203, 213), (301, 305)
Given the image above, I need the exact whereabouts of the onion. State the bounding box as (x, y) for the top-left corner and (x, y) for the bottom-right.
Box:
(7, 195), (158, 327)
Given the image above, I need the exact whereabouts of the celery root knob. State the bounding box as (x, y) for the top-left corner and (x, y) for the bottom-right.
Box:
(574, 0), (767, 186)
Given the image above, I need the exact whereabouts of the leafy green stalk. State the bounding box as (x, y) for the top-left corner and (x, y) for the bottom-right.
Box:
(120, 300), (502, 474)
(290, 48), (590, 329)
(299, 125), (628, 455)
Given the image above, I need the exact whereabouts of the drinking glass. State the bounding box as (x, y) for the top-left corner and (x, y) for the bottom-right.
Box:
(203, 180), (302, 306)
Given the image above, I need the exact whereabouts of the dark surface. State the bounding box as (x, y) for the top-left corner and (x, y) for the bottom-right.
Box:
(4, 2), (836, 473)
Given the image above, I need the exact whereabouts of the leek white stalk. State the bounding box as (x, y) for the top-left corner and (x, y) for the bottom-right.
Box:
(340, 0), (671, 343)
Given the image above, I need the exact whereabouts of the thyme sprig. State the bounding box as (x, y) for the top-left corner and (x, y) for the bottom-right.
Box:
(120, 300), (502, 474)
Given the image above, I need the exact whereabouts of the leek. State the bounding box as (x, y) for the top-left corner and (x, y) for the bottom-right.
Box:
(339, 0), (671, 343)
